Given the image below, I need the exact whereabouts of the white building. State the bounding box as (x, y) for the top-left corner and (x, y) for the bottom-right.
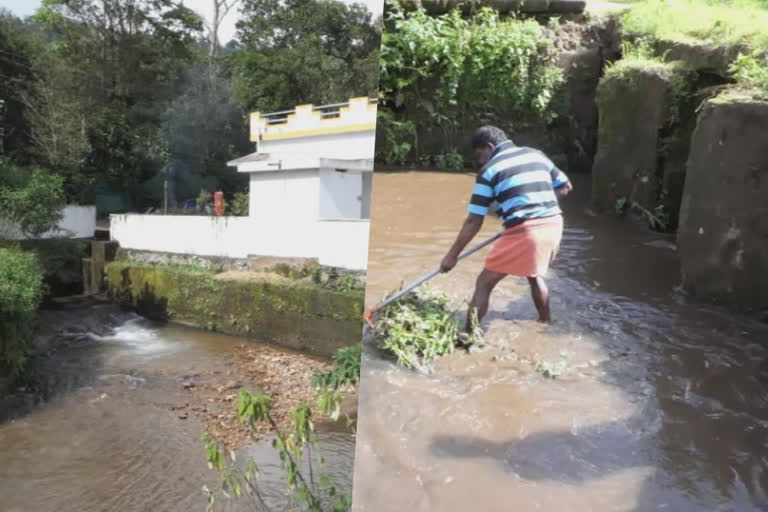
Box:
(229, 96), (375, 222)
(110, 97), (376, 270)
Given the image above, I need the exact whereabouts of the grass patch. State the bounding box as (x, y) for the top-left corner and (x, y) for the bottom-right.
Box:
(373, 289), (482, 371)
(621, 0), (768, 50)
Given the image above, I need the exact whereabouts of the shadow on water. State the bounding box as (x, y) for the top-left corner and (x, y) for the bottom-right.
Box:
(430, 217), (768, 509)
(430, 418), (649, 484)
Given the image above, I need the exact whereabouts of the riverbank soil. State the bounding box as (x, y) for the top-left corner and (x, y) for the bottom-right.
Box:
(352, 172), (768, 512)
(0, 300), (356, 511)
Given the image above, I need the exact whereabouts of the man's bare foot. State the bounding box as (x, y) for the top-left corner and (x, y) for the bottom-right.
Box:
(455, 332), (474, 349)
(537, 316), (552, 324)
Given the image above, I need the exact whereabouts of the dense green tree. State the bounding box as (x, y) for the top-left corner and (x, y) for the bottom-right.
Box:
(0, 0), (380, 208)
(0, 11), (37, 163)
(231, 0), (381, 112)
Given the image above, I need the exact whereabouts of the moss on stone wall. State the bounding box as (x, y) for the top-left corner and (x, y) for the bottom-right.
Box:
(593, 54), (697, 228)
(105, 262), (364, 358)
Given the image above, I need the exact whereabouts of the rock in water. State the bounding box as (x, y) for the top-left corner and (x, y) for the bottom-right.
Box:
(678, 93), (768, 310)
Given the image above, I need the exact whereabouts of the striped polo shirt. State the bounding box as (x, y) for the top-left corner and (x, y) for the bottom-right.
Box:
(468, 140), (570, 228)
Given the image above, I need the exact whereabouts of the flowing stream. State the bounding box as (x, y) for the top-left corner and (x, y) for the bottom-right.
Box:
(0, 304), (354, 512)
(352, 171), (768, 511)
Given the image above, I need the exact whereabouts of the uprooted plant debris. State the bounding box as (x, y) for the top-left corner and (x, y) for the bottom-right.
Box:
(373, 289), (483, 371)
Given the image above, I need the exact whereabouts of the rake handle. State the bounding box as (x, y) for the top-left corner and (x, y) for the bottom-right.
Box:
(370, 231), (502, 314)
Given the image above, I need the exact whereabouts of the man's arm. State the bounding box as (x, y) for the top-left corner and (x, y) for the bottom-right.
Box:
(550, 164), (573, 198)
(441, 168), (493, 272)
(555, 182), (573, 198)
(441, 214), (484, 272)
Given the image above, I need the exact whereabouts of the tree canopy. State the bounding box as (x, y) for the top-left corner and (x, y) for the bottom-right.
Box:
(0, 0), (381, 209)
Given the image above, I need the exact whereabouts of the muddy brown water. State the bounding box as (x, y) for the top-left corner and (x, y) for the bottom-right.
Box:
(0, 305), (354, 512)
(353, 171), (768, 511)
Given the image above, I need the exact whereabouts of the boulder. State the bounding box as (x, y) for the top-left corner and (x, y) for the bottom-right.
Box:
(591, 64), (673, 212)
(678, 92), (768, 310)
(558, 47), (603, 173)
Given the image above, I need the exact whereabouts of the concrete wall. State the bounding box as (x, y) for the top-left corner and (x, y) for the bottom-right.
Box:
(259, 130), (376, 161)
(317, 220), (370, 270)
(319, 169), (364, 219)
(3, 205), (96, 240)
(110, 214), (370, 270)
(106, 262), (364, 357)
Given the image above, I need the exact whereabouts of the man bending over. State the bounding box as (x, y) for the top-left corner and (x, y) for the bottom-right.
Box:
(440, 126), (572, 344)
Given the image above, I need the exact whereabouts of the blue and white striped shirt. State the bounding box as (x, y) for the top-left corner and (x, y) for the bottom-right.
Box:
(468, 140), (570, 228)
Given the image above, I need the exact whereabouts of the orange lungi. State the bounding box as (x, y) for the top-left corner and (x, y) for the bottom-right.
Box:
(484, 215), (563, 277)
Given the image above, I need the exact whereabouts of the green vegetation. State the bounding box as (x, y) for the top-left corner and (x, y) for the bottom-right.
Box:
(0, 156), (67, 391)
(374, 289), (482, 370)
(231, 0), (381, 113)
(434, 149), (465, 171)
(620, 0), (768, 92)
(621, 0), (768, 49)
(202, 342), (363, 511)
(230, 191), (250, 216)
(311, 342), (362, 424)
(0, 247), (43, 392)
(203, 391), (352, 512)
(729, 51), (768, 90)
(0, 158), (66, 239)
(377, 0), (563, 165)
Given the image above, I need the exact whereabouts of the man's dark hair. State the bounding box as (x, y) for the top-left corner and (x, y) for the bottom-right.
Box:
(471, 126), (507, 149)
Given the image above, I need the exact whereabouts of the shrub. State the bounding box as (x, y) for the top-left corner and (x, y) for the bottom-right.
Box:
(0, 247), (44, 390)
(378, 1), (564, 163)
(230, 191), (249, 216)
(622, 0), (768, 50)
(0, 158), (66, 239)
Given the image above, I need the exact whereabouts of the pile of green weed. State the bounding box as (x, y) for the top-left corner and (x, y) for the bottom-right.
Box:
(374, 289), (478, 370)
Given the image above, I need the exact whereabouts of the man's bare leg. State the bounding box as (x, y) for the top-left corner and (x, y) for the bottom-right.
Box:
(527, 275), (551, 323)
(464, 268), (507, 335)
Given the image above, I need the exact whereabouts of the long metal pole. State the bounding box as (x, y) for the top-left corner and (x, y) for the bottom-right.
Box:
(367, 231), (502, 316)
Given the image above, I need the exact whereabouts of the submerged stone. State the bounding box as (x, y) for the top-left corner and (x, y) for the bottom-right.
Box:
(678, 92), (768, 310)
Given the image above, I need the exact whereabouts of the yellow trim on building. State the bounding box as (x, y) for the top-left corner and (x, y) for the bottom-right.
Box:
(258, 123), (377, 141)
(249, 97), (377, 142)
